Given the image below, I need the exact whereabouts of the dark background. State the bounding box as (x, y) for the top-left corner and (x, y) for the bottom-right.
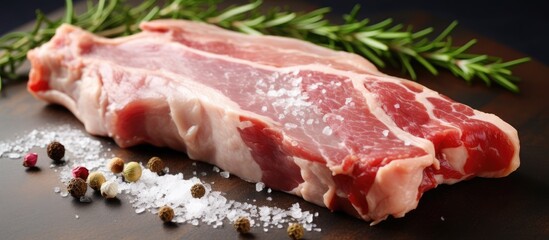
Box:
(0, 0), (547, 64)
(1, 1), (548, 239)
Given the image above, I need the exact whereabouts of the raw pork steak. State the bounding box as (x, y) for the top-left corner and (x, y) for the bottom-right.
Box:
(27, 20), (520, 224)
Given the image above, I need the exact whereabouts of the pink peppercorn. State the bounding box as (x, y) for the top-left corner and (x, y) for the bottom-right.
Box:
(23, 153), (38, 167)
(72, 166), (89, 180)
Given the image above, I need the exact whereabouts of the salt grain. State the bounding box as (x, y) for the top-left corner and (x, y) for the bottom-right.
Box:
(75, 214), (79, 219)
(345, 98), (352, 105)
(7, 153), (20, 159)
(322, 126), (333, 136)
(220, 171), (230, 178)
(212, 166), (220, 173)
(60, 192), (69, 198)
(382, 130), (389, 137)
(135, 208), (145, 214)
(256, 182), (265, 192)
(54, 187), (61, 193)
(394, 103), (400, 109)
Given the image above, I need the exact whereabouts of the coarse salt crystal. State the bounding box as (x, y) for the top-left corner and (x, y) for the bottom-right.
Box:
(212, 166), (220, 173)
(285, 123), (298, 129)
(322, 126), (333, 136)
(256, 182), (265, 192)
(382, 130), (389, 137)
(135, 208), (145, 214)
(345, 97), (352, 105)
(261, 106), (268, 112)
(220, 171), (230, 178)
(394, 103), (400, 109)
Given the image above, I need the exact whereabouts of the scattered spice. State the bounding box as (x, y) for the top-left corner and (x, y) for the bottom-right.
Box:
(46, 141), (65, 161)
(100, 180), (118, 199)
(158, 206), (175, 222)
(123, 162), (142, 182)
(67, 178), (87, 198)
(146, 156), (164, 174)
(23, 153), (38, 167)
(234, 216), (251, 234)
(108, 157), (125, 174)
(87, 171), (106, 191)
(2, 126), (320, 232)
(287, 223), (304, 240)
(71, 166), (89, 180)
(190, 183), (206, 199)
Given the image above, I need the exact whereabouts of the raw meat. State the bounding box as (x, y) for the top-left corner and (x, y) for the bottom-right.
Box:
(26, 20), (520, 224)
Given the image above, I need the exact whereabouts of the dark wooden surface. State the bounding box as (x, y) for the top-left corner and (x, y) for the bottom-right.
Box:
(1, 1), (548, 240)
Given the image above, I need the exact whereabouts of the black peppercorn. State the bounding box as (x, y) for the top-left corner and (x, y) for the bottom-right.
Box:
(158, 206), (174, 222)
(233, 216), (251, 234)
(47, 141), (65, 161)
(287, 223), (304, 240)
(146, 156), (165, 174)
(67, 178), (87, 198)
(190, 183), (206, 199)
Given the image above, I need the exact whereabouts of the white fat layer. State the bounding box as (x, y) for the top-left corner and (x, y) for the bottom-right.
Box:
(141, 20), (381, 75)
(366, 154), (434, 225)
(440, 145), (468, 175)
(291, 157), (335, 208)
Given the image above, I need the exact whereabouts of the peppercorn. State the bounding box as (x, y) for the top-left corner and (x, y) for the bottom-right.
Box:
(47, 141), (65, 161)
(71, 166), (89, 180)
(23, 153), (38, 167)
(158, 206), (174, 222)
(287, 223), (304, 240)
(123, 162), (142, 182)
(100, 180), (118, 199)
(108, 157), (125, 174)
(190, 183), (206, 198)
(87, 171), (106, 191)
(146, 156), (165, 174)
(233, 216), (251, 234)
(67, 178), (87, 198)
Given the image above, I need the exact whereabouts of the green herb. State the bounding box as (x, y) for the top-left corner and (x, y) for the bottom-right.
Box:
(0, 0), (529, 92)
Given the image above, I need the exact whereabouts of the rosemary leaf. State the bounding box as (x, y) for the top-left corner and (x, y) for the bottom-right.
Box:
(0, 0), (529, 93)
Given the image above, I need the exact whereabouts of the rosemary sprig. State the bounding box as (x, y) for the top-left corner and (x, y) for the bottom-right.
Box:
(0, 0), (529, 92)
